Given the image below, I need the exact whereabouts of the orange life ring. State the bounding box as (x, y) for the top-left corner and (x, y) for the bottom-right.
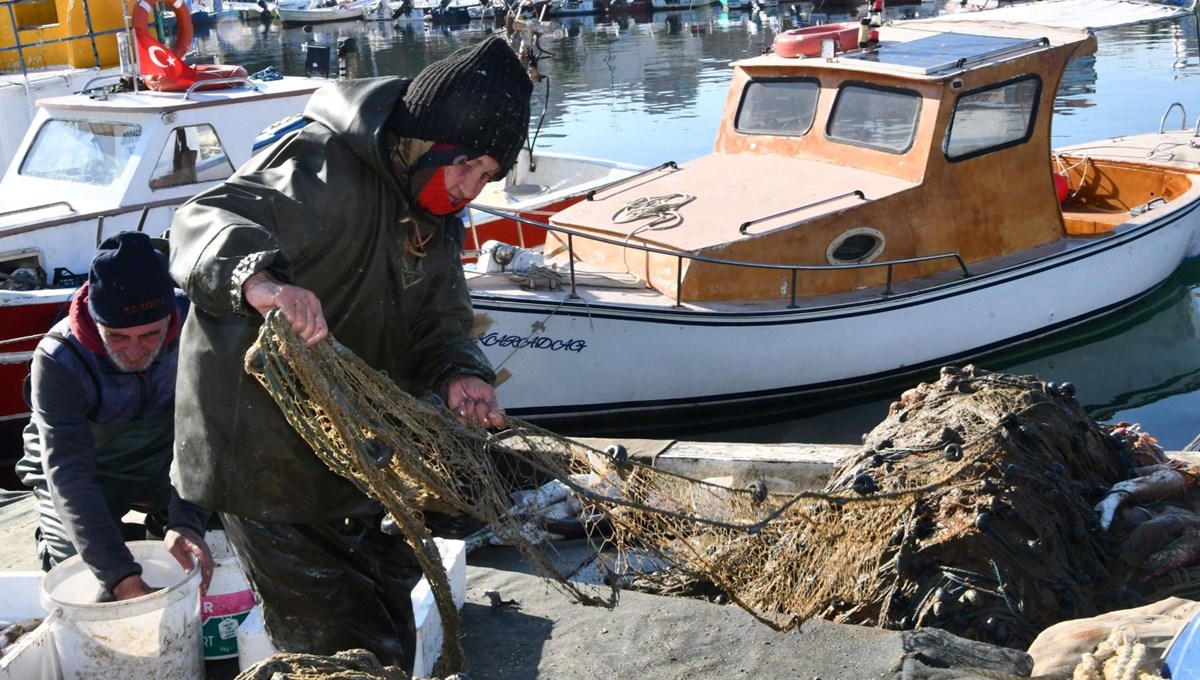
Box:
(131, 0), (193, 60)
(773, 22), (860, 59)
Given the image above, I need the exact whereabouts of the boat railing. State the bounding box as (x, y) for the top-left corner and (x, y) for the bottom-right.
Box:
(1159, 102), (1189, 134)
(468, 204), (971, 308)
(183, 77), (260, 99)
(738, 190), (866, 235)
(79, 73), (128, 94)
(0, 200), (75, 220)
(585, 161), (679, 201)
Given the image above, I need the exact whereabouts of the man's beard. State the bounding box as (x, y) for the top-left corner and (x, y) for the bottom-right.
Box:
(103, 337), (166, 373)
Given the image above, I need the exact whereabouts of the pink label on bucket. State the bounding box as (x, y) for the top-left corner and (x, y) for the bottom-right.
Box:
(202, 589), (255, 621)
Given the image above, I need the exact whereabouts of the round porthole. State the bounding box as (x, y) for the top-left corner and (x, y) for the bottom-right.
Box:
(826, 227), (885, 265)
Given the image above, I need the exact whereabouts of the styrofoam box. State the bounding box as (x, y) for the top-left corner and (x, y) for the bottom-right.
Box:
(410, 538), (466, 679)
(0, 571), (60, 680)
(237, 538), (466, 678)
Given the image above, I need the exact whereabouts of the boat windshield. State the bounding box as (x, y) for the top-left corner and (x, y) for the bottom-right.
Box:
(149, 125), (235, 189)
(19, 119), (141, 186)
(735, 79), (820, 136)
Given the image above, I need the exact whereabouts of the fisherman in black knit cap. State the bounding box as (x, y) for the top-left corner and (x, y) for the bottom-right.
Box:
(18, 231), (213, 601)
(168, 36), (532, 672)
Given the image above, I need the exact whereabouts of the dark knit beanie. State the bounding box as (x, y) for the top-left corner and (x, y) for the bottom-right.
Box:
(88, 232), (176, 329)
(395, 36), (532, 179)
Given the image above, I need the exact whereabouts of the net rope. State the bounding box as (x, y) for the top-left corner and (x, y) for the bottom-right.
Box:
(245, 312), (1171, 676)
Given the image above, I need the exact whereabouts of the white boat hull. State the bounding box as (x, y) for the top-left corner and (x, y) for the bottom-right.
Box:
(277, 1), (372, 22)
(469, 194), (1200, 426)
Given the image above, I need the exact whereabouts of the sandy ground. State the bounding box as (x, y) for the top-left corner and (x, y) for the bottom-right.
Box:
(460, 545), (909, 680)
(0, 492), (39, 571)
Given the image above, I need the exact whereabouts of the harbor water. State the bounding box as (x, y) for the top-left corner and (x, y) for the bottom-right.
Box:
(121, 5), (1200, 448)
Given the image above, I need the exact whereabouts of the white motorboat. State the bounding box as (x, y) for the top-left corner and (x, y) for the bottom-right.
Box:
(463, 20), (1200, 431)
(466, 149), (646, 261)
(187, 0), (242, 24)
(0, 74), (324, 421)
(375, 0), (428, 21)
(276, 0), (377, 23)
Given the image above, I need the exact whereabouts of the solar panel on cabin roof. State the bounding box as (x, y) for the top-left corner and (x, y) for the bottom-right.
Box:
(846, 32), (1047, 75)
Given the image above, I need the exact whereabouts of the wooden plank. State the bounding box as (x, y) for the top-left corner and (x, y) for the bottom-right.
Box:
(576, 438), (858, 495)
(654, 441), (857, 494)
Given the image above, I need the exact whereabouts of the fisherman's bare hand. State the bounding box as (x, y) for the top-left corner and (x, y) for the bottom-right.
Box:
(242, 270), (328, 347)
(164, 527), (214, 596)
(111, 574), (156, 601)
(447, 375), (506, 429)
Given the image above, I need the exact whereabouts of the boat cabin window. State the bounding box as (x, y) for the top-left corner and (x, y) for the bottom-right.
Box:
(19, 119), (141, 186)
(150, 125), (235, 190)
(944, 76), (1041, 161)
(735, 79), (820, 136)
(826, 83), (920, 154)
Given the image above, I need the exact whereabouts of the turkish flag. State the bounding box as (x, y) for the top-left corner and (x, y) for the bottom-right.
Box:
(133, 28), (200, 91)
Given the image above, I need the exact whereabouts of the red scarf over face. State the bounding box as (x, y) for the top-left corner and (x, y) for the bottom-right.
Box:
(416, 165), (471, 216)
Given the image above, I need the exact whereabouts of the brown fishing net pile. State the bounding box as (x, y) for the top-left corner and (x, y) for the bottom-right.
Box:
(236, 648), (408, 680)
(818, 366), (1132, 646)
(598, 364), (1141, 649)
(246, 313), (1162, 675)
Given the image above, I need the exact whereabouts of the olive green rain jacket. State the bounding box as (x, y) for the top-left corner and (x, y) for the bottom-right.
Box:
(168, 77), (494, 522)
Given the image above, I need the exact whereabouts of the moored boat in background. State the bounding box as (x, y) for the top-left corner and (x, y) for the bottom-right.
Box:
(276, 0), (377, 23)
(467, 149), (645, 260)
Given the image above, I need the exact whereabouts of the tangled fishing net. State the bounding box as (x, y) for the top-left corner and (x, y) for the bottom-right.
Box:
(246, 312), (1186, 675)
(236, 648), (407, 680)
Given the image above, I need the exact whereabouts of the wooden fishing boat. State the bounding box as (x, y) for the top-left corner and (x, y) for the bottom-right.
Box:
(463, 19), (1200, 431)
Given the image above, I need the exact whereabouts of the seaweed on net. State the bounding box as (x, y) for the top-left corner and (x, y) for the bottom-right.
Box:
(246, 313), (1139, 675)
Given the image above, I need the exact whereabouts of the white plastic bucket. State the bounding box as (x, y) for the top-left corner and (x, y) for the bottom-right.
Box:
(201, 530), (255, 660)
(39, 540), (204, 680)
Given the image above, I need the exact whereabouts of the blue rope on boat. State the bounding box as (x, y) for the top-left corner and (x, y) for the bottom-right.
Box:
(249, 65), (284, 81)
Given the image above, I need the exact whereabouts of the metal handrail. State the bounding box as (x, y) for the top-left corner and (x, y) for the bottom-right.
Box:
(184, 77), (260, 99)
(79, 73), (128, 93)
(950, 37), (1049, 73)
(585, 161), (678, 201)
(0, 201), (75, 220)
(1159, 102), (1187, 133)
(739, 190), (866, 234)
(468, 205), (972, 308)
